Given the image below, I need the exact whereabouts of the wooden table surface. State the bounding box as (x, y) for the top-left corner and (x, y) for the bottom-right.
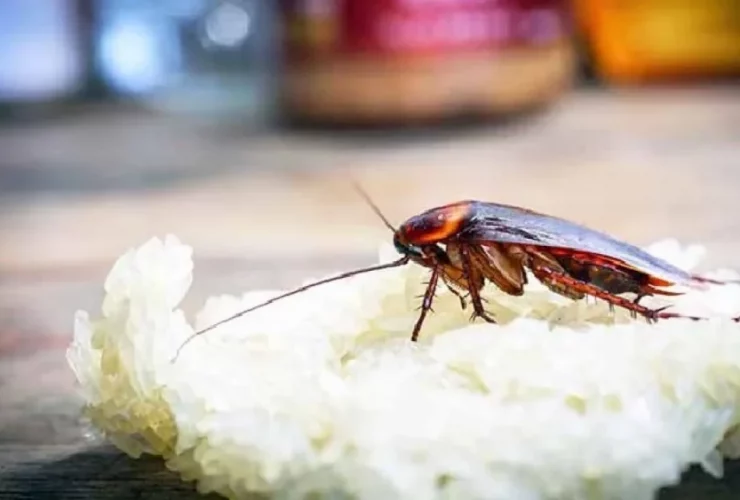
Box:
(1, 87), (740, 499)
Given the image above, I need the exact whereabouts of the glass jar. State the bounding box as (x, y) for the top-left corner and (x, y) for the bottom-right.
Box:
(94, 0), (279, 123)
(0, 0), (84, 109)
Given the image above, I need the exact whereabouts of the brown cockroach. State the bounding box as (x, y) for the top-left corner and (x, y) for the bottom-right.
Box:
(174, 187), (739, 360)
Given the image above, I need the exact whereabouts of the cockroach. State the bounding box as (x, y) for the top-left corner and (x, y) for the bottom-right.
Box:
(174, 186), (739, 360)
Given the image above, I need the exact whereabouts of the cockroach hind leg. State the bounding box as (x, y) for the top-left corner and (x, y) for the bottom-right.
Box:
(469, 309), (497, 324)
(649, 305), (702, 323)
(632, 303), (740, 324)
(692, 275), (740, 286)
(646, 305), (671, 324)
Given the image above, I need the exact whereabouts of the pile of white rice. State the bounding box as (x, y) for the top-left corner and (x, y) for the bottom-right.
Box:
(67, 235), (740, 500)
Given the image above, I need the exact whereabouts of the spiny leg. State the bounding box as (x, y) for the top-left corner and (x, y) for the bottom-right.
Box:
(548, 256), (739, 322)
(530, 264), (705, 323)
(459, 245), (497, 324)
(411, 266), (440, 342)
(554, 253), (683, 309)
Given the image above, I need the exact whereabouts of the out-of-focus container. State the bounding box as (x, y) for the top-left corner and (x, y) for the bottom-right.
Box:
(280, 0), (576, 127)
(575, 0), (740, 84)
(0, 0), (84, 107)
(94, 0), (279, 123)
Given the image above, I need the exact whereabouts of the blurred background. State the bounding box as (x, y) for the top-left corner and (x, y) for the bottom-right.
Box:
(1, 0), (740, 360)
(0, 1), (740, 486)
(1, 0), (740, 336)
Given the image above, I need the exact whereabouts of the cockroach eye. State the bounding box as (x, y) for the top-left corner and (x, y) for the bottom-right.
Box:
(393, 233), (423, 259)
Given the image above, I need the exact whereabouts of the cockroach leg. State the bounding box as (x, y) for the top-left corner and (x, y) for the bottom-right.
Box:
(524, 247), (586, 301)
(530, 264), (720, 323)
(443, 280), (468, 309)
(652, 308), (740, 323)
(411, 266), (441, 342)
(555, 254), (686, 307)
(459, 245), (497, 324)
(531, 265), (646, 318)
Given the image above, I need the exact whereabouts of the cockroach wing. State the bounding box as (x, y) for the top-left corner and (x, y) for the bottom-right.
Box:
(459, 202), (702, 288)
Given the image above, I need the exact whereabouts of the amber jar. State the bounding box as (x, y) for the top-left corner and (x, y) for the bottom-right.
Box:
(574, 0), (740, 84)
(279, 0), (577, 127)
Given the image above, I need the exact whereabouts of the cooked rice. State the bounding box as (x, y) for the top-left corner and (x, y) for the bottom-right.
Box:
(67, 235), (740, 500)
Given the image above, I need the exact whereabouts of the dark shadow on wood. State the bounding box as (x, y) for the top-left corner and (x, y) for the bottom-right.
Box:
(1, 444), (740, 499)
(0, 444), (224, 500)
(659, 460), (740, 500)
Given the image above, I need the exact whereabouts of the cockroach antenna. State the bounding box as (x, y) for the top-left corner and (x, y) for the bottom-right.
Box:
(350, 179), (397, 232)
(170, 181), (407, 364)
(170, 256), (408, 363)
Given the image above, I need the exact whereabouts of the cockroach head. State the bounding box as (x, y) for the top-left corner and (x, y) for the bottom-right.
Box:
(393, 231), (424, 260)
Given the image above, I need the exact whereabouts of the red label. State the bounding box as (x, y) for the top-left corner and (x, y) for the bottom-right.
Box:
(283, 0), (570, 58)
(343, 0), (568, 54)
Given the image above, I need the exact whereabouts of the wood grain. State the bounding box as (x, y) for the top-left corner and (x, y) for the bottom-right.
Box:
(0, 445), (222, 499)
(2, 87), (740, 273)
(1, 445), (739, 500)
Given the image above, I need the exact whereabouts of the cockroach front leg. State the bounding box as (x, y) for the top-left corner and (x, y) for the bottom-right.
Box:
(459, 245), (497, 324)
(411, 266), (440, 342)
